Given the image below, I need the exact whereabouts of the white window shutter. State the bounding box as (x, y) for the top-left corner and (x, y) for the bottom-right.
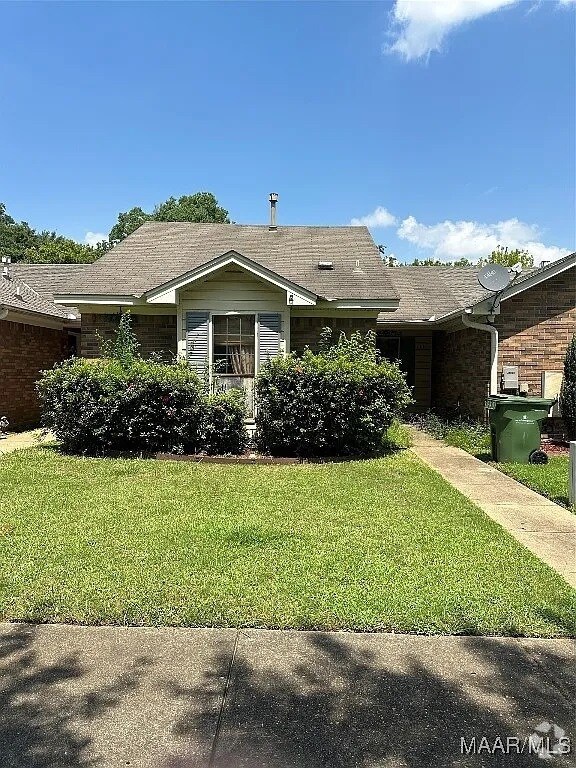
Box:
(185, 311), (210, 374)
(258, 313), (282, 364)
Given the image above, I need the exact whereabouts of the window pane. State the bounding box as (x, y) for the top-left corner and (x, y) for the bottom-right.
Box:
(212, 314), (255, 377)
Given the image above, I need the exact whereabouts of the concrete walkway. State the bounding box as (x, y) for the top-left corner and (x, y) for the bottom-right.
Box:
(410, 428), (576, 588)
(0, 622), (574, 767)
(0, 429), (50, 455)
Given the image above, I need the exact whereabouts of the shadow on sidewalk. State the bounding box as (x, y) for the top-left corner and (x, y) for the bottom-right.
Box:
(0, 624), (152, 767)
(168, 632), (575, 768)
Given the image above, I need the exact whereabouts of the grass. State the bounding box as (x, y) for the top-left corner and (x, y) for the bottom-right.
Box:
(409, 412), (490, 456)
(411, 412), (573, 510)
(0, 447), (574, 636)
(497, 457), (573, 511)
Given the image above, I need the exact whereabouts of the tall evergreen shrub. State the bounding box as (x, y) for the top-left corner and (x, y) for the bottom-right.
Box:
(560, 333), (576, 439)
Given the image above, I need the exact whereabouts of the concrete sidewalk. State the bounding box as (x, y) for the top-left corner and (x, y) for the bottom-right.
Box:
(410, 428), (576, 589)
(0, 430), (50, 455)
(0, 622), (574, 767)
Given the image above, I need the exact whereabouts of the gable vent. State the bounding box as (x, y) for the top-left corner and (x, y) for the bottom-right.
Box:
(318, 261), (334, 270)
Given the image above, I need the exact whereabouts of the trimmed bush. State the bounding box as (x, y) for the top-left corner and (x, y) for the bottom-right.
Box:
(200, 391), (248, 456)
(37, 312), (247, 456)
(255, 329), (412, 457)
(38, 358), (206, 455)
(560, 333), (576, 440)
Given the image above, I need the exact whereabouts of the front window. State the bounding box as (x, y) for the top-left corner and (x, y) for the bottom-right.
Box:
(212, 314), (255, 376)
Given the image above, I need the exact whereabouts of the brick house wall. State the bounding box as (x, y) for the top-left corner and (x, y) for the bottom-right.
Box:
(432, 326), (491, 418)
(0, 319), (69, 430)
(432, 266), (575, 420)
(81, 313), (177, 360)
(495, 266), (576, 395)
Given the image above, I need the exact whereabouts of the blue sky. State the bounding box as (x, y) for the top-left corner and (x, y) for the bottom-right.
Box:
(1, 0), (574, 263)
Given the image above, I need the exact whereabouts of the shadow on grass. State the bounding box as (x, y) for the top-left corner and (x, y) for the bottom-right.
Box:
(0, 624), (152, 767)
(166, 632), (575, 768)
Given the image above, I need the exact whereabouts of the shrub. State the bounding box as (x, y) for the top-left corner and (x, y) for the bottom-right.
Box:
(200, 390), (248, 456)
(254, 329), (412, 457)
(38, 313), (248, 456)
(37, 358), (206, 455)
(560, 333), (576, 440)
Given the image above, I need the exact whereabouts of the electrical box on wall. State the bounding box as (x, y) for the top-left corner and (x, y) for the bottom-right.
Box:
(501, 365), (519, 392)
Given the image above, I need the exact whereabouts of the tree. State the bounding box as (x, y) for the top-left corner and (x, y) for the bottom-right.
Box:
(22, 235), (106, 264)
(479, 245), (534, 269)
(154, 192), (229, 224)
(108, 207), (152, 244)
(0, 202), (38, 262)
(108, 192), (229, 244)
(0, 203), (106, 264)
(559, 333), (576, 439)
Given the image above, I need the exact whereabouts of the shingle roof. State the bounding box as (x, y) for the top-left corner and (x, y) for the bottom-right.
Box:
(378, 253), (575, 323)
(0, 274), (79, 320)
(376, 266), (490, 322)
(59, 223), (399, 301)
(11, 264), (87, 305)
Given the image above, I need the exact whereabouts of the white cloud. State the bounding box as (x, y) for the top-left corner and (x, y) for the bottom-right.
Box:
(350, 206), (397, 228)
(397, 215), (572, 263)
(386, 0), (573, 62)
(84, 231), (107, 247)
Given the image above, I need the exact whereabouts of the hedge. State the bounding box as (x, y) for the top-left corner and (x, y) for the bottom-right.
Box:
(255, 329), (413, 457)
(37, 358), (247, 456)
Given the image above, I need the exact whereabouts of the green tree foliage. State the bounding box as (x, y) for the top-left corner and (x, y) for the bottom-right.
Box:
(479, 245), (534, 269)
(559, 333), (576, 439)
(23, 235), (108, 264)
(0, 203), (38, 261)
(0, 202), (106, 263)
(108, 207), (153, 244)
(108, 192), (229, 243)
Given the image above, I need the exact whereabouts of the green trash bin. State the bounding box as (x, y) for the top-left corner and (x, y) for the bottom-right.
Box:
(485, 395), (556, 464)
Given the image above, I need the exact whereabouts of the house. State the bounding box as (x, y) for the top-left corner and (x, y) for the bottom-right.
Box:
(0, 264), (82, 429)
(376, 253), (576, 421)
(5, 201), (574, 430)
(52, 210), (575, 426)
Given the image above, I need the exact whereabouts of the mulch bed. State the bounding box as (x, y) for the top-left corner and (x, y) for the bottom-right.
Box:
(99, 449), (375, 465)
(541, 439), (570, 457)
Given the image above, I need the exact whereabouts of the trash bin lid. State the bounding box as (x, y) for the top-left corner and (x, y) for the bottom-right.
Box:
(486, 394), (556, 407)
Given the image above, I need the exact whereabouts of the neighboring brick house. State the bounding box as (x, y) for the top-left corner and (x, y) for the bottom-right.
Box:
(378, 256), (576, 425)
(0, 265), (82, 430)
(8, 215), (571, 430)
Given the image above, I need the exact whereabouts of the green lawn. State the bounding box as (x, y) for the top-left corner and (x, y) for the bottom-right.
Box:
(496, 457), (573, 511)
(0, 448), (574, 636)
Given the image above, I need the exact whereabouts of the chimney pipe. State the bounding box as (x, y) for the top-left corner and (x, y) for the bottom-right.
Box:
(269, 192), (278, 230)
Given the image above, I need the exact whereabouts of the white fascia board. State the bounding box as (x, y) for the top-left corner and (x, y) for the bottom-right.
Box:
(54, 295), (143, 306)
(145, 251), (317, 306)
(497, 254), (576, 302)
(3, 308), (68, 330)
(329, 299), (399, 310)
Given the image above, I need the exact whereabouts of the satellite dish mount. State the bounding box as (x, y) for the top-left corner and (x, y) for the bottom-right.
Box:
(477, 263), (520, 314)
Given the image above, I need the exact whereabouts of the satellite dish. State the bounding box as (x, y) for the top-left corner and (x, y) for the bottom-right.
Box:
(477, 263), (511, 292)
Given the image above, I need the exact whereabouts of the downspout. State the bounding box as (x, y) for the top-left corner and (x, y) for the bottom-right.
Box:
(461, 311), (498, 395)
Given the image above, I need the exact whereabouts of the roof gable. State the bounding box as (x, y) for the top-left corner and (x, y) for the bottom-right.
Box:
(54, 222), (399, 302)
(146, 250), (317, 305)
